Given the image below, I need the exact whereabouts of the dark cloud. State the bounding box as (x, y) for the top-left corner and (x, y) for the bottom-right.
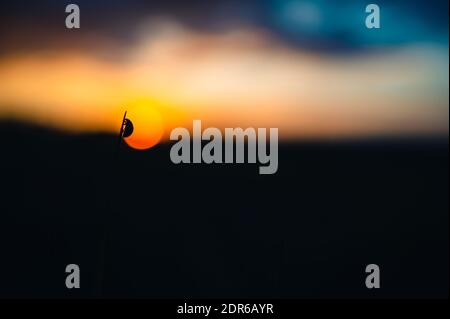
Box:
(0, 0), (448, 55)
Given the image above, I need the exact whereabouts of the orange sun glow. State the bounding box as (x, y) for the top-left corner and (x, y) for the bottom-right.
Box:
(123, 105), (164, 150)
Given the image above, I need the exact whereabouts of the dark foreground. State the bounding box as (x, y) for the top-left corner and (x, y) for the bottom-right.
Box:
(0, 121), (448, 298)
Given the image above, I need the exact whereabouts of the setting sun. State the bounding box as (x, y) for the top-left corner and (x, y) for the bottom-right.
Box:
(123, 104), (164, 150)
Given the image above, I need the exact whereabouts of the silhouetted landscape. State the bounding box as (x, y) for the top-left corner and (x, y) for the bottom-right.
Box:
(0, 121), (448, 298)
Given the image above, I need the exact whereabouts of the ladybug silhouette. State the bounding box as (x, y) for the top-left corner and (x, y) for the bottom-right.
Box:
(119, 111), (134, 143)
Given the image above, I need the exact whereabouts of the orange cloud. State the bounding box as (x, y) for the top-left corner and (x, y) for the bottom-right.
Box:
(0, 21), (448, 139)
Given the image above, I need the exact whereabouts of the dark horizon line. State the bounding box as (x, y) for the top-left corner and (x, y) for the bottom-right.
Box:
(1, 118), (448, 148)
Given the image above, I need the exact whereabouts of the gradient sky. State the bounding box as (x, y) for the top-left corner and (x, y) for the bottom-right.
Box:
(0, 0), (448, 141)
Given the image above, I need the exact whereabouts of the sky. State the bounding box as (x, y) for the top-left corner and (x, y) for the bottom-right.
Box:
(0, 0), (448, 143)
